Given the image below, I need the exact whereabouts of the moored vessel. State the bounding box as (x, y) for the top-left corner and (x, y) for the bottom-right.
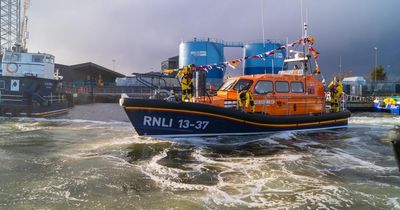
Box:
(0, 0), (70, 117)
(0, 49), (70, 117)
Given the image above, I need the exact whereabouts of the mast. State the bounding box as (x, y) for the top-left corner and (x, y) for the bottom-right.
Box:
(260, 0), (267, 74)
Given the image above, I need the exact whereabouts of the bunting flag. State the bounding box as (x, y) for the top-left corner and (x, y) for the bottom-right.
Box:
(216, 64), (226, 70)
(248, 55), (260, 59)
(315, 65), (320, 75)
(277, 46), (286, 51)
(265, 51), (275, 56)
(309, 46), (319, 60)
(226, 60), (241, 69)
(200, 66), (209, 72)
(288, 39), (302, 47)
(308, 37), (316, 44)
(314, 60), (321, 75)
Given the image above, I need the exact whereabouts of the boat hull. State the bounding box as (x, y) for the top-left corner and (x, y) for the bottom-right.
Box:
(0, 76), (70, 117)
(373, 102), (400, 115)
(122, 99), (351, 137)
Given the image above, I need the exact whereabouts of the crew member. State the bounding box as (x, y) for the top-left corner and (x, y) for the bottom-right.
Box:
(328, 76), (343, 112)
(209, 83), (215, 94)
(176, 64), (195, 102)
(238, 86), (255, 113)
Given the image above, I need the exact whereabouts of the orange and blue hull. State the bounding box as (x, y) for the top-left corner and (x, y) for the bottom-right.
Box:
(121, 99), (350, 137)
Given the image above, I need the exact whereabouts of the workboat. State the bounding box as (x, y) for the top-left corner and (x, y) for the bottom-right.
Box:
(120, 37), (351, 137)
(0, 0), (70, 117)
(0, 49), (70, 117)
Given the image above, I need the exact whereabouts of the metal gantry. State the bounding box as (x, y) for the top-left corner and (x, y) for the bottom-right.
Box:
(0, 0), (21, 51)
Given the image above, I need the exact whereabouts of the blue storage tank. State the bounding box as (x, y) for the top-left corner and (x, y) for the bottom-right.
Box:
(244, 41), (286, 75)
(179, 38), (225, 86)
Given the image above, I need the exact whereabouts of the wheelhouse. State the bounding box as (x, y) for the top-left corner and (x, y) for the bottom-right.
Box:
(1, 51), (55, 79)
(198, 73), (325, 116)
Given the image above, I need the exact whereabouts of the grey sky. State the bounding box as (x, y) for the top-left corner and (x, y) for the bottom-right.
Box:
(27, 0), (400, 79)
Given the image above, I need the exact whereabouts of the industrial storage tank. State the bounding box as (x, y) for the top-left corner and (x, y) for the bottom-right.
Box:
(244, 41), (286, 75)
(179, 38), (225, 86)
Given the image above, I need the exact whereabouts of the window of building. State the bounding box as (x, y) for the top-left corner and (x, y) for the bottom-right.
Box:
(291, 82), (304, 93)
(254, 80), (273, 95)
(0, 80), (5, 89)
(233, 80), (253, 92)
(276, 81), (289, 93)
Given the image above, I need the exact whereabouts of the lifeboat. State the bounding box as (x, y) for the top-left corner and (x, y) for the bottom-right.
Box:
(121, 71), (350, 137)
(120, 38), (351, 137)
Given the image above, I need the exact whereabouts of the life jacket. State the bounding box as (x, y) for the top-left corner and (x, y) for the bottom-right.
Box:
(238, 90), (255, 112)
(183, 70), (193, 80)
(184, 66), (195, 79)
(239, 91), (247, 101)
(239, 90), (254, 105)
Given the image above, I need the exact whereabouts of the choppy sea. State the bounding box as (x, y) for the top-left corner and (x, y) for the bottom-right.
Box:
(0, 103), (399, 209)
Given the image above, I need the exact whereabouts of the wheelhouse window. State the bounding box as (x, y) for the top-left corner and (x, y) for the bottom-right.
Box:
(291, 82), (304, 93)
(254, 80), (273, 95)
(32, 55), (44, 63)
(276, 81), (289, 93)
(219, 78), (236, 91)
(233, 79), (253, 92)
(44, 56), (54, 64)
(0, 80), (5, 89)
(3, 53), (21, 62)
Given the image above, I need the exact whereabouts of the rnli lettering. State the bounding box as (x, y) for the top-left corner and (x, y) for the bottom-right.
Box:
(143, 116), (173, 128)
(178, 120), (209, 130)
(143, 116), (209, 130)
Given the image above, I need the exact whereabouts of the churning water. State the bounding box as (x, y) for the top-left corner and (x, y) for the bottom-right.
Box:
(0, 104), (399, 209)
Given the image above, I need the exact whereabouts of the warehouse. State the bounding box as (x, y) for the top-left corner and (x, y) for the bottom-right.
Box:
(56, 62), (125, 87)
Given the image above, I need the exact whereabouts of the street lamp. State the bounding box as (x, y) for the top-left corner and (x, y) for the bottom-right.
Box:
(112, 59), (116, 71)
(374, 47), (378, 83)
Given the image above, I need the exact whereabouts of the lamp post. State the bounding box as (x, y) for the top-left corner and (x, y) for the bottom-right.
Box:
(112, 59), (116, 71)
(374, 47), (378, 89)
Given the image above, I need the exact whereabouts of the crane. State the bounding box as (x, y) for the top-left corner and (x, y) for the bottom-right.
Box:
(0, 0), (30, 52)
(20, 0), (30, 51)
(20, 0), (31, 51)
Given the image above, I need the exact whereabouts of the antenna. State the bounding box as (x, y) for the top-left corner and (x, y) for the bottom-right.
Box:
(261, 0), (266, 48)
(300, 0), (304, 37)
(305, 8), (309, 38)
(260, 0), (267, 74)
(286, 37), (289, 59)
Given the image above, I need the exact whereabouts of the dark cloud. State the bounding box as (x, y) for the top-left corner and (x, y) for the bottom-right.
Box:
(26, 0), (399, 80)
